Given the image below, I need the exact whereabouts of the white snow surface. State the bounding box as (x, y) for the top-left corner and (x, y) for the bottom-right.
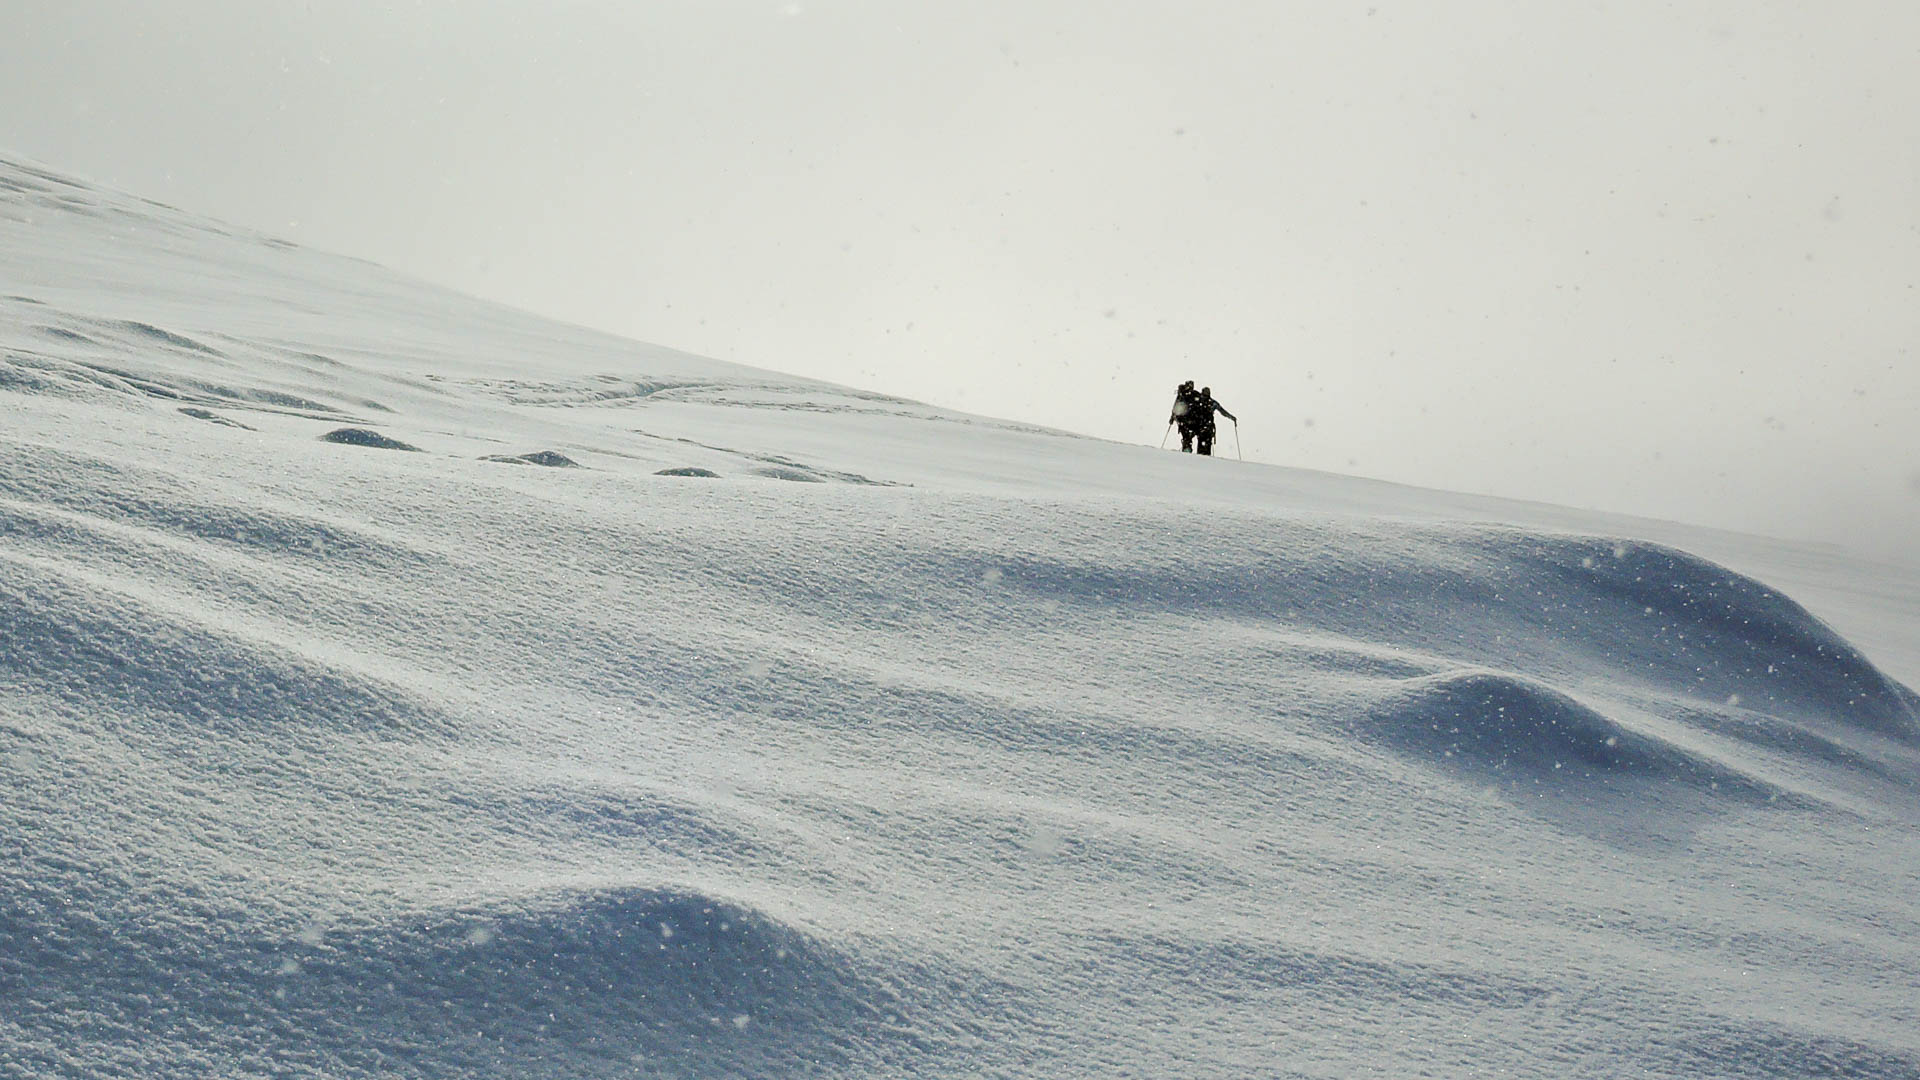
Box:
(4, 153), (1920, 1079)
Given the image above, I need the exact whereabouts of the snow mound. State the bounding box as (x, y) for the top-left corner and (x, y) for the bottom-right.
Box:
(321, 427), (420, 451)
(1367, 669), (1774, 796)
(1521, 536), (1920, 741)
(0, 881), (947, 1079)
(271, 888), (923, 1078)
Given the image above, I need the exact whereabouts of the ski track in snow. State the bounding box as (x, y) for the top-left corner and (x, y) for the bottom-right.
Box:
(4, 153), (1920, 1078)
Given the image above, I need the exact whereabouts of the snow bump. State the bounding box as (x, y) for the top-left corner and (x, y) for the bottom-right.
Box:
(252, 887), (927, 1078)
(321, 427), (420, 451)
(1366, 669), (1771, 799)
(482, 450), (581, 468)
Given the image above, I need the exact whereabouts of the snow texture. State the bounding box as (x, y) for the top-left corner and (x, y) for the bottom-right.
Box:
(3, 153), (1920, 1078)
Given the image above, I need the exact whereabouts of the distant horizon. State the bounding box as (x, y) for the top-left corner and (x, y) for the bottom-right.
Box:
(3, 2), (1915, 557)
(5, 141), (1912, 566)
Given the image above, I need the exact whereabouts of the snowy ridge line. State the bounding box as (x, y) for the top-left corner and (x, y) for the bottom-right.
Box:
(921, 521), (1918, 741)
(1494, 533), (1920, 739)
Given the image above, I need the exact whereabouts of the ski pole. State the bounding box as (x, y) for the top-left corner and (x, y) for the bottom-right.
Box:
(1233, 419), (1242, 461)
(1160, 423), (1172, 450)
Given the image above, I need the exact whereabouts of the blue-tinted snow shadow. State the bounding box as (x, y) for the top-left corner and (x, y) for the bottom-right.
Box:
(949, 529), (1919, 756)
(0, 562), (456, 742)
(0, 882), (985, 1079)
(1353, 667), (1810, 850)
(976, 533), (1913, 725)
(928, 527), (1920, 848)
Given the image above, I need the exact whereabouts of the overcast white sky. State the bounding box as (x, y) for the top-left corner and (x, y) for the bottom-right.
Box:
(4, 1), (1916, 555)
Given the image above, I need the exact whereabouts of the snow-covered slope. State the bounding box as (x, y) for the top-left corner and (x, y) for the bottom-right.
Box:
(4, 154), (1919, 1079)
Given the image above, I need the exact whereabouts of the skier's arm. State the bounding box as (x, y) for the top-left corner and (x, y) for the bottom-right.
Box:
(1218, 404), (1236, 422)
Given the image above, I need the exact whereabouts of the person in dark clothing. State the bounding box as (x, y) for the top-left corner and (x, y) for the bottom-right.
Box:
(1168, 380), (1201, 452)
(1191, 386), (1236, 456)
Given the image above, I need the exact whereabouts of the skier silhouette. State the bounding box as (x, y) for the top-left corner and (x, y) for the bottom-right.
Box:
(1168, 380), (1201, 452)
(1190, 387), (1236, 457)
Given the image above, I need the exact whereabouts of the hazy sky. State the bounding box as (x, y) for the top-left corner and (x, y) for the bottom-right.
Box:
(5, 1), (1916, 555)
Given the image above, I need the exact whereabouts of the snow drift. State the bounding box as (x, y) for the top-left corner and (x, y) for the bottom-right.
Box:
(4, 153), (1920, 1078)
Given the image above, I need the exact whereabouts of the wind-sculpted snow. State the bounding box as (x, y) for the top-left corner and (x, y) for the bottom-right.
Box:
(0, 561), (453, 741)
(4, 153), (1920, 1078)
(0, 882), (961, 1079)
(1368, 670), (1760, 787)
(283, 888), (936, 1077)
(108, 319), (227, 357)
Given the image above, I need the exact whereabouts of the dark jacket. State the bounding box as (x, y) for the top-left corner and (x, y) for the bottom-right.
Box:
(1192, 392), (1235, 431)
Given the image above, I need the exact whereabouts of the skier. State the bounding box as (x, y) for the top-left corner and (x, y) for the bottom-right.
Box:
(1190, 387), (1236, 457)
(1168, 380), (1201, 452)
